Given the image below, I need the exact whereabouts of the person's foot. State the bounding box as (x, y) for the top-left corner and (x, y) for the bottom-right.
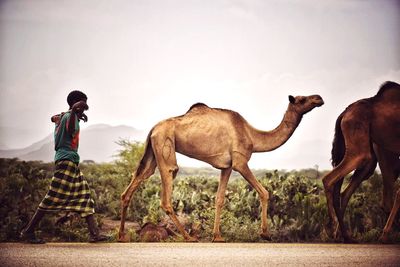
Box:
(20, 230), (46, 244)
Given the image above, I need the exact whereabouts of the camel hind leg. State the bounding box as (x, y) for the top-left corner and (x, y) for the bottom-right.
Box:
(330, 177), (344, 239)
(380, 188), (400, 243)
(339, 159), (377, 218)
(323, 114), (373, 242)
(152, 135), (197, 242)
(335, 159), (377, 243)
(212, 167), (232, 242)
(118, 144), (157, 242)
(376, 147), (400, 213)
(322, 157), (361, 241)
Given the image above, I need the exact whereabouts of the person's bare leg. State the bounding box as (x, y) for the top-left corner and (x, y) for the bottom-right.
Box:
(20, 208), (46, 244)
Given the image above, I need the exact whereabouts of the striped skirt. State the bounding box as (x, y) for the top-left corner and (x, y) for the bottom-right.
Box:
(38, 160), (95, 218)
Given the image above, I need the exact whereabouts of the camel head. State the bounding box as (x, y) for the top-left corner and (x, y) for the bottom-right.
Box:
(288, 94), (324, 115)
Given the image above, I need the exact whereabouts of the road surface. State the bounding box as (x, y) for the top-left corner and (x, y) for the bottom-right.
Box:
(1, 242), (399, 267)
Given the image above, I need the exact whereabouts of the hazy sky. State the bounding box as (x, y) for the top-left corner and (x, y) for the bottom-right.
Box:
(0, 0), (399, 170)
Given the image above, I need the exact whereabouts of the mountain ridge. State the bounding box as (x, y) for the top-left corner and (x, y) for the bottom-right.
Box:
(0, 124), (146, 163)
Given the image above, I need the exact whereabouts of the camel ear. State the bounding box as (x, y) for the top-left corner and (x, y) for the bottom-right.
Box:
(289, 95), (295, 103)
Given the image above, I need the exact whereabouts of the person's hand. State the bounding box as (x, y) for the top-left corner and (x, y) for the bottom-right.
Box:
(72, 101), (89, 114)
(80, 113), (88, 122)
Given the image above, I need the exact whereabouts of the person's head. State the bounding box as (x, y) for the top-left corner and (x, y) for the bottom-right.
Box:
(67, 90), (87, 109)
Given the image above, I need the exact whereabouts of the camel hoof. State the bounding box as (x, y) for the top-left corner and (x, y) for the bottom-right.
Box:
(212, 236), (226, 243)
(185, 236), (199, 242)
(118, 232), (131, 243)
(260, 232), (272, 241)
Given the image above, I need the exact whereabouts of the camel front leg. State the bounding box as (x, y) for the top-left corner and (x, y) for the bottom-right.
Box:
(233, 158), (271, 240)
(212, 168), (232, 242)
(332, 178), (344, 239)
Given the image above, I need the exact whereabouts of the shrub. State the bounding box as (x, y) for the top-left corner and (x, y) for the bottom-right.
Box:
(0, 140), (398, 243)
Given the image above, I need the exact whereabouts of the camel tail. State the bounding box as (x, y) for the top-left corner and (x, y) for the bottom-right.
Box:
(135, 129), (157, 179)
(331, 113), (345, 167)
(119, 130), (157, 241)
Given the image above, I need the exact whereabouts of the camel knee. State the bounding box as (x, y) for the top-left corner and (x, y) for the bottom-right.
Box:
(120, 186), (133, 208)
(352, 153), (373, 168)
(322, 176), (333, 193)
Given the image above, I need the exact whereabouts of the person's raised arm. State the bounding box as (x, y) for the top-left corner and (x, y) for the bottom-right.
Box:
(67, 101), (88, 135)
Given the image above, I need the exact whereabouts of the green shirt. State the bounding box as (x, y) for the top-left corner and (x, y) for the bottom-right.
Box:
(54, 111), (80, 164)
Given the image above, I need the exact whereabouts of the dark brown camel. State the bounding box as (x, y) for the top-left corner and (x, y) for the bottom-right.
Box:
(118, 94), (324, 242)
(322, 81), (400, 243)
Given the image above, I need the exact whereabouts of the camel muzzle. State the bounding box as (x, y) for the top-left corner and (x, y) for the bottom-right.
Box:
(314, 96), (324, 107)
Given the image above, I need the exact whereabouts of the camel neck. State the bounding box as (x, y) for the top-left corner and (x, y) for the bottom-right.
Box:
(250, 104), (303, 152)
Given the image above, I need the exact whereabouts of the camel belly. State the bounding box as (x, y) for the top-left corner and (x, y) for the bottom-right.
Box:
(177, 149), (233, 169)
(174, 119), (234, 168)
(174, 134), (233, 169)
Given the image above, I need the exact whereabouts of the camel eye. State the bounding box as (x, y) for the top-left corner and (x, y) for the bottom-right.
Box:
(299, 98), (306, 104)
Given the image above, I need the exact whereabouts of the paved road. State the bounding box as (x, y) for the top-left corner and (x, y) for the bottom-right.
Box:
(1, 242), (399, 267)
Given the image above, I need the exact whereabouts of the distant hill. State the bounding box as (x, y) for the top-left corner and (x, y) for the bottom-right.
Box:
(0, 124), (146, 163)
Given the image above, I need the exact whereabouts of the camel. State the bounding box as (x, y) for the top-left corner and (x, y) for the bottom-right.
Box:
(118, 94), (324, 242)
(322, 81), (400, 243)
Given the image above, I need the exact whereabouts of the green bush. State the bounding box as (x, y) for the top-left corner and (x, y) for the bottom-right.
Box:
(0, 140), (398, 243)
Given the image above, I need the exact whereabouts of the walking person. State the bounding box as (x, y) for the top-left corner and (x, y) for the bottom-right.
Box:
(20, 90), (108, 243)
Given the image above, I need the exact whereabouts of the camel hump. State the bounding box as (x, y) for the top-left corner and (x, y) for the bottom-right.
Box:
(376, 81), (400, 97)
(344, 98), (372, 114)
(187, 102), (209, 112)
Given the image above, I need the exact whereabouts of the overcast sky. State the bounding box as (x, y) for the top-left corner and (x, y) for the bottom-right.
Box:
(0, 0), (399, 170)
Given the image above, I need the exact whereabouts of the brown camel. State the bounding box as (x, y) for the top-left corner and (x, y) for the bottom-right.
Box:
(118, 94), (324, 242)
(322, 81), (400, 243)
